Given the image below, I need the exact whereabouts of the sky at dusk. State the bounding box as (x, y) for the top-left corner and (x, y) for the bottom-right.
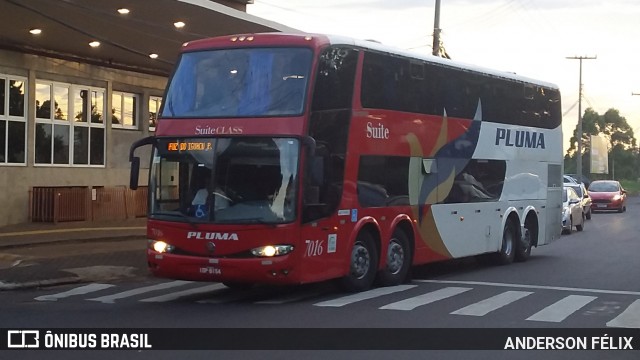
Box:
(248, 0), (640, 152)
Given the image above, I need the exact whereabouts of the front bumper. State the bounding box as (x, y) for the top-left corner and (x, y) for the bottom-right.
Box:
(147, 250), (300, 284)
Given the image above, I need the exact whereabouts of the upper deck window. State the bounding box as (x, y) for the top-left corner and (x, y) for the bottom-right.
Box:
(162, 47), (313, 118)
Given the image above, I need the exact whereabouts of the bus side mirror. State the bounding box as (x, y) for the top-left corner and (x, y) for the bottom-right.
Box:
(129, 136), (155, 190)
(302, 136), (316, 157)
(130, 157), (140, 190)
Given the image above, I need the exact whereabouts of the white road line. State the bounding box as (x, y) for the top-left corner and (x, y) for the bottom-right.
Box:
(314, 285), (417, 307)
(255, 291), (322, 305)
(607, 299), (640, 328)
(380, 287), (471, 311)
(451, 290), (533, 316)
(87, 280), (192, 304)
(34, 283), (115, 302)
(526, 295), (597, 322)
(139, 283), (226, 303)
(416, 280), (640, 296)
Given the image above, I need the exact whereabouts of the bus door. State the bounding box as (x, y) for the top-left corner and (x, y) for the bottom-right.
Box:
(431, 158), (505, 257)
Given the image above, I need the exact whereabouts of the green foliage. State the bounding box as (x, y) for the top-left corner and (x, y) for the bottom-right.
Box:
(619, 180), (640, 196)
(565, 107), (639, 181)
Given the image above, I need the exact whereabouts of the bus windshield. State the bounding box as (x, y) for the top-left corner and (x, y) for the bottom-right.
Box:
(150, 137), (299, 224)
(162, 47), (313, 118)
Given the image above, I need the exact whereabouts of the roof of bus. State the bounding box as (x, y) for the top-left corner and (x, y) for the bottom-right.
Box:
(182, 32), (559, 90)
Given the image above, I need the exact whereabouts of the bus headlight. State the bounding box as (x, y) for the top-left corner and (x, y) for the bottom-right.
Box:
(251, 245), (294, 257)
(150, 240), (175, 253)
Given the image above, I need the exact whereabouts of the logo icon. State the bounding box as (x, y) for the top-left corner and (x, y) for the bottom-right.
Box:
(7, 330), (40, 348)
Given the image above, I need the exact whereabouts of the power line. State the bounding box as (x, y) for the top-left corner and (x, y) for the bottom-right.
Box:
(562, 99), (578, 117)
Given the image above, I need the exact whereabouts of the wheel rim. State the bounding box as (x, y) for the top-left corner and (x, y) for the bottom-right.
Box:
(503, 227), (513, 255)
(350, 242), (371, 280)
(386, 239), (405, 275)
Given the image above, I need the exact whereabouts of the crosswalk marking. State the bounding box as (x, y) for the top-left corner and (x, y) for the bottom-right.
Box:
(313, 285), (417, 307)
(380, 287), (471, 311)
(606, 299), (640, 328)
(417, 279), (640, 296)
(451, 290), (533, 316)
(87, 280), (192, 304)
(29, 280), (640, 328)
(526, 295), (597, 322)
(139, 284), (226, 303)
(34, 283), (115, 302)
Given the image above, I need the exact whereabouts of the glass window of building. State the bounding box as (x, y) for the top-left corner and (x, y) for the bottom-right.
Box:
(0, 75), (27, 165)
(35, 80), (105, 166)
(112, 91), (139, 129)
(149, 95), (162, 132)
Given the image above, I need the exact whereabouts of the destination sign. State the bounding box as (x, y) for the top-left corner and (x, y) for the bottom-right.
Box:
(166, 141), (213, 152)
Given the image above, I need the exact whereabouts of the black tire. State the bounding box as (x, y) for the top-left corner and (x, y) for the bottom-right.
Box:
(376, 229), (411, 286)
(586, 208), (592, 220)
(515, 226), (532, 262)
(338, 231), (379, 292)
(495, 221), (516, 265)
(576, 214), (584, 231)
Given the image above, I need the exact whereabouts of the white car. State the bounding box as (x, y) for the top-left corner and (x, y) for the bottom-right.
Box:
(562, 186), (585, 234)
(563, 175), (579, 184)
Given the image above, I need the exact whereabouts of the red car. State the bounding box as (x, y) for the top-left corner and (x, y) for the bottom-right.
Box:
(588, 180), (627, 213)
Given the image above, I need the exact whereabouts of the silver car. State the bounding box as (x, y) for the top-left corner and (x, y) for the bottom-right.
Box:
(562, 186), (585, 234)
(564, 182), (592, 220)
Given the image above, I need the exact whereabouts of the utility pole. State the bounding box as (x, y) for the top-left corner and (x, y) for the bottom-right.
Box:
(566, 55), (596, 181)
(632, 94), (640, 181)
(432, 0), (441, 57)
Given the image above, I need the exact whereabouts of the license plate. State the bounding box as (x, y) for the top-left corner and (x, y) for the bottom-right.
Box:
(597, 204), (607, 208)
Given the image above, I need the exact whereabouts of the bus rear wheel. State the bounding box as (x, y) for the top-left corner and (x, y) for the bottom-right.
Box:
(495, 221), (516, 265)
(515, 227), (532, 262)
(377, 229), (411, 287)
(338, 231), (378, 292)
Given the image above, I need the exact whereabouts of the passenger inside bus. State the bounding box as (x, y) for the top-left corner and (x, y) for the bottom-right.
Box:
(189, 166), (210, 218)
(188, 165), (231, 218)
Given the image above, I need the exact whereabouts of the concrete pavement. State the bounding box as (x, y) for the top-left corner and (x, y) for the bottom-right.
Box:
(0, 218), (147, 290)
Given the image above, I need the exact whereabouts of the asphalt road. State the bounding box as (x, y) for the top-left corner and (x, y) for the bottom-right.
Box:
(1, 197), (639, 359)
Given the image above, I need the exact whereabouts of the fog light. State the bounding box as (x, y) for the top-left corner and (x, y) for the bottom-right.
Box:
(151, 240), (174, 253)
(251, 245), (294, 257)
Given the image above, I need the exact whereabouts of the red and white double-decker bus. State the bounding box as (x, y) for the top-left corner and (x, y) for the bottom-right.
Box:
(130, 33), (563, 292)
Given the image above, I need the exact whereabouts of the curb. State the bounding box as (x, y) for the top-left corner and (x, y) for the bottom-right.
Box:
(0, 276), (83, 291)
(0, 234), (146, 251)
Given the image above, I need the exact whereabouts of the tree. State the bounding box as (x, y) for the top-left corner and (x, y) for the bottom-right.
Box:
(564, 108), (638, 180)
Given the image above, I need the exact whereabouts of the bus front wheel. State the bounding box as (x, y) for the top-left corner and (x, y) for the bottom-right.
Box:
(377, 229), (411, 287)
(338, 231), (378, 292)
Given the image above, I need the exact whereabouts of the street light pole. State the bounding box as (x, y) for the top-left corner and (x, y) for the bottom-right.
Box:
(432, 0), (441, 57)
(566, 55), (596, 181)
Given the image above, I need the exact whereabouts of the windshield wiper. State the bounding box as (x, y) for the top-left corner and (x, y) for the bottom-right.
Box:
(158, 211), (201, 230)
(216, 217), (279, 226)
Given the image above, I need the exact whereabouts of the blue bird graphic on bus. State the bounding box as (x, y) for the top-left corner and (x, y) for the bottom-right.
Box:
(415, 99), (483, 222)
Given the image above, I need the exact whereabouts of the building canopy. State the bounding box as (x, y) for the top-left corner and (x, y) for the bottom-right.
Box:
(0, 0), (298, 75)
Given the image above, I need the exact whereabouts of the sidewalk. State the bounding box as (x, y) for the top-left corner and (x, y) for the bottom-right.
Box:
(0, 218), (147, 290)
(0, 218), (147, 249)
